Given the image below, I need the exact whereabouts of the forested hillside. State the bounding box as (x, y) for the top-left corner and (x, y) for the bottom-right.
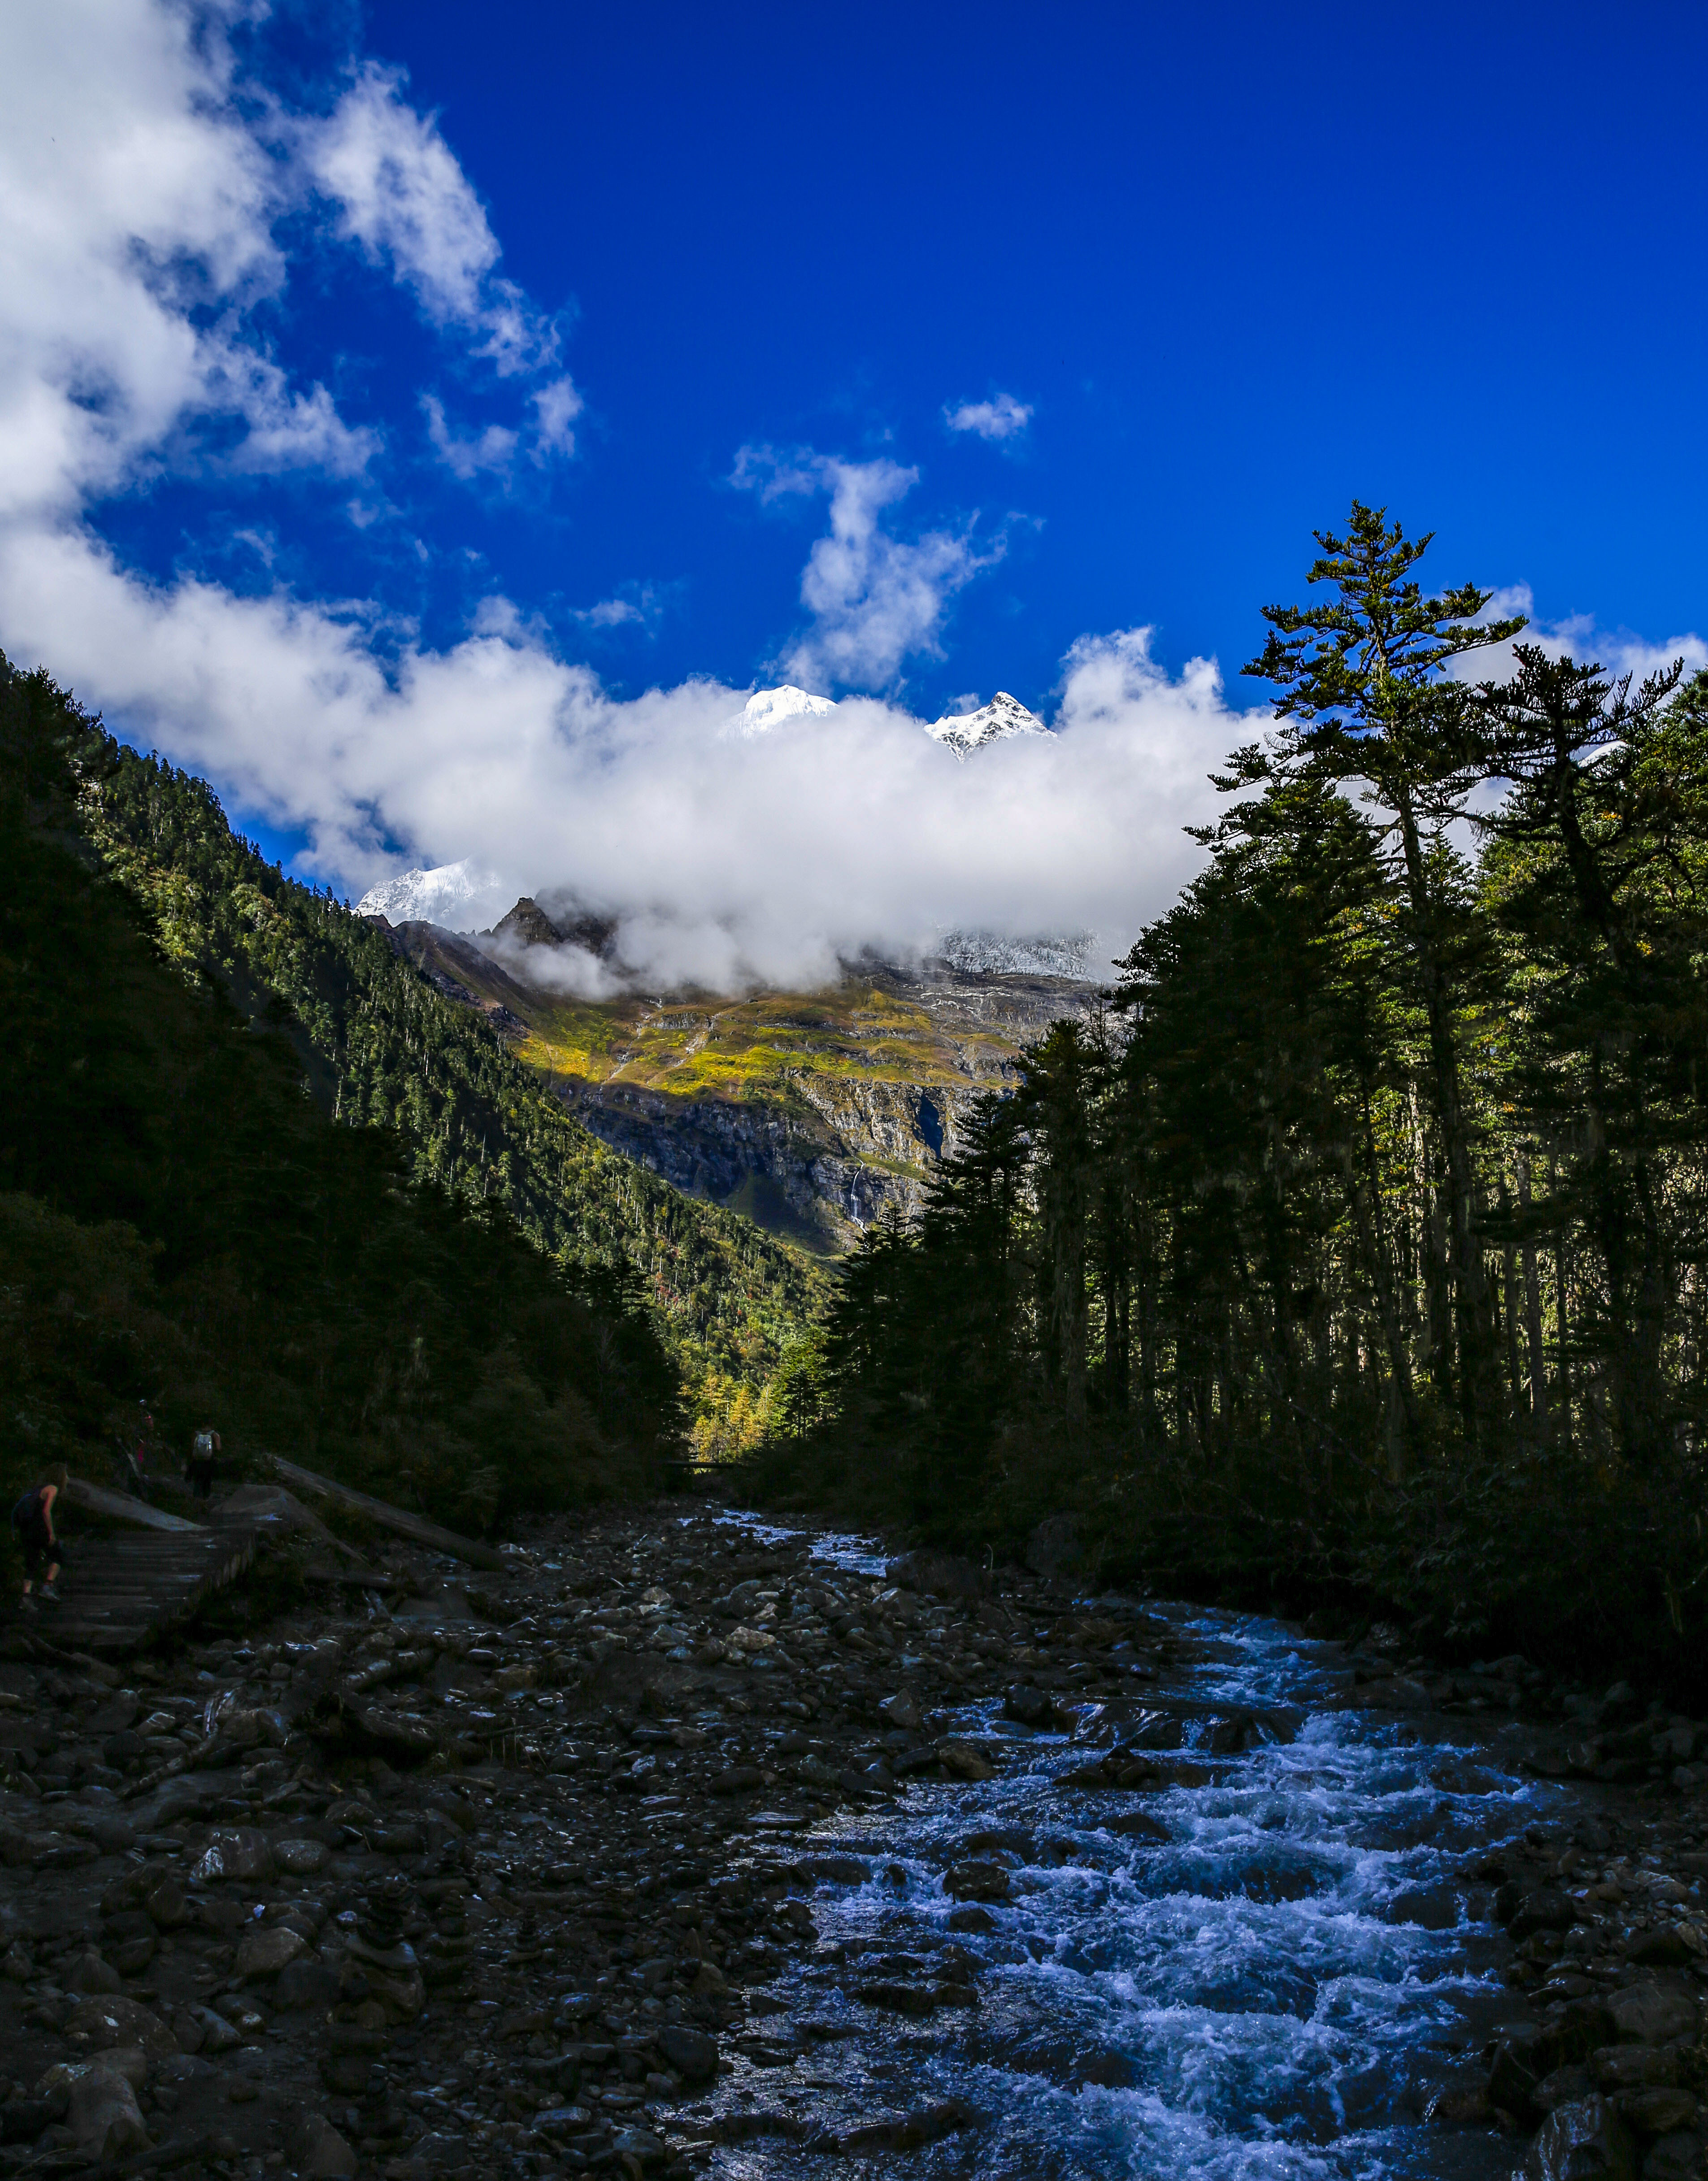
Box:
(0, 663), (683, 1529)
(767, 507), (1708, 1685)
(30, 663), (823, 1394)
(0, 657), (823, 1527)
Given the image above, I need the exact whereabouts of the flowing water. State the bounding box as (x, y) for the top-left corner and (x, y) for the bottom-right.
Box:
(704, 1524), (1554, 2180)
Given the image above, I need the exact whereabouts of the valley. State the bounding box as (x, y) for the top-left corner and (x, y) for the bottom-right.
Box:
(376, 909), (1105, 1252)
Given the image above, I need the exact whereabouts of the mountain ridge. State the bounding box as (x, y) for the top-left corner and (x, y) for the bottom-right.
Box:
(379, 910), (1102, 1251)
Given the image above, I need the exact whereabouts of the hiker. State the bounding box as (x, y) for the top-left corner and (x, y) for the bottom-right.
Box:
(186, 1426), (221, 1500)
(118, 1404), (154, 1502)
(11, 1468), (67, 1607)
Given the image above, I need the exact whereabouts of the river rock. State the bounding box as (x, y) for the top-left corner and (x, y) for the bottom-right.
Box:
(1625, 1926), (1697, 1967)
(273, 1836), (328, 1875)
(1642, 2134), (1707, 2181)
(887, 1550), (982, 1601)
(656, 2025), (719, 2084)
(881, 1692), (922, 1732)
(1509, 1888), (1577, 1938)
(937, 1738), (995, 1782)
(65, 2066), (148, 2162)
(1521, 2094), (1637, 2180)
(37, 2050), (146, 2103)
(1617, 2086), (1697, 2136)
(1606, 1985), (1697, 2046)
(66, 1947), (122, 1994)
(287, 2111), (359, 2178)
(237, 1923), (309, 1978)
(145, 1874), (188, 1928)
(855, 1981), (941, 2017)
(1004, 1686), (1053, 1727)
(192, 1825), (274, 1883)
(187, 2005), (243, 2053)
(66, 1994), (178, 2059)
(944, 1859), (1011, 1903)
(840, 2097), (978, 2151)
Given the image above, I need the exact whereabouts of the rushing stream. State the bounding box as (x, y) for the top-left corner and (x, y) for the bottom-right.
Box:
(704, 1522), (1551, 2180)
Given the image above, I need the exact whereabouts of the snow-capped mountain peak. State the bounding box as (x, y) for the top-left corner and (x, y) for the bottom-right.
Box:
(355, 859), (513, 932)
(926, 690), (1049, 760)
(729, 684), (839, 736)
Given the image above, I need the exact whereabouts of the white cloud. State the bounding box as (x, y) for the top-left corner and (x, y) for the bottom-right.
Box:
(422, 394), (517, 481)
(0, 0), (364, 519)
(729, 443), (823, 503)
(574, 585), (663, 630)
(734, 447), (1003, 691)
(945, 392), (1033, 442)
(3, 4), (1701, 1017)
(530, 376), (583, 461)
(0, 501), (1240, 991)
(1453, 582), (1708, 689)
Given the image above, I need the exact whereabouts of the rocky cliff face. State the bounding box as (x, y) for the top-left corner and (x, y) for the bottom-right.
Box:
(371, 917), (1099, 1252)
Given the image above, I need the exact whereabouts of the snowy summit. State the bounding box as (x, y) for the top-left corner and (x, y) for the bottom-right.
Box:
(355, 859), (513, 932)
(926, 691), (1050, 760)
(729, 685), (839, 736)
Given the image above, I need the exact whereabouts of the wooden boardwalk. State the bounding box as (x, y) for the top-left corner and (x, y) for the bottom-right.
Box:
(43, 1499), (256, 1654)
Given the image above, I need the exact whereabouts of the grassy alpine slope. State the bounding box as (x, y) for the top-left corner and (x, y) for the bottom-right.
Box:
(0, 656), (823, 1535)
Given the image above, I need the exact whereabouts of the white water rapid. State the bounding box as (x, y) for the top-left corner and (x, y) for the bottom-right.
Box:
(704, 1529), (1554, 2180)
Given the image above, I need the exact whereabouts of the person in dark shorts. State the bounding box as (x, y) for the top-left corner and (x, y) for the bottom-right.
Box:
(11, 1468), (67, 1605)
(186, 1428), (221, 1500)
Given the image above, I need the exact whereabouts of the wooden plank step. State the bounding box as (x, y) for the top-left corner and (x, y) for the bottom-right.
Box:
(46, 1516), (257, 1654)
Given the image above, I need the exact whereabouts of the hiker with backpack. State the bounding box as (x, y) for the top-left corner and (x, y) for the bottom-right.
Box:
(12, 1469), (67, 1607)
(186, 1426), (221, 1500)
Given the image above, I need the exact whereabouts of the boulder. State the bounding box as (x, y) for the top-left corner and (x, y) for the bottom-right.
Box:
(656, 2025), (718, 2085)
(191, 1826), (275, 1884)
(1510, 1888), (1577, 1939)
(1605, 1985), (1697, 2046)
(887, 1550), (982, 1601)
(1617, 2087), (1696, 2136)
(937, 1738), (995, 1782)
(65, 2067), (148, 2163)
(1642, 2134), (1706, 2181)
(880, 1692), (922, 1733)
(1003, 1686), (1054, 1728)
(65, 1994), (177, 2059)
(186, 2006), (242, 2053)
(1026, 1515), (1082, 1579)
(65, 1948), (122, 1995)
(944, 1859), (1011, 1903)
(1520, 2095), (1636, 2180)
(144, 1875), (188, 1929)
(273, 1837), (329, 1876)
(236, 1924), (309, 1979)
(287, 2112), (358, 2179)
(1624, 1927), (1697, 1968)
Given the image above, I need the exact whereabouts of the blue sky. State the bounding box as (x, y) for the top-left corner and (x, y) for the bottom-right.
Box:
(1, 2), (1704, 976)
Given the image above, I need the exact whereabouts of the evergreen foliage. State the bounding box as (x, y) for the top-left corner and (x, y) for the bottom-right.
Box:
(19, 656), (823, 1390)
(0, 656), (817, 1531)
(764, 510), (1708, 1686)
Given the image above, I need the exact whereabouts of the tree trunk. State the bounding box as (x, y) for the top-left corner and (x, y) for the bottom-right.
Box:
(1395, 788), (1501, 1439)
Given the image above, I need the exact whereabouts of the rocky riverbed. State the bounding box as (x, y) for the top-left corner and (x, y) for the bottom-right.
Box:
(4, 1503), (1708, 2180)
